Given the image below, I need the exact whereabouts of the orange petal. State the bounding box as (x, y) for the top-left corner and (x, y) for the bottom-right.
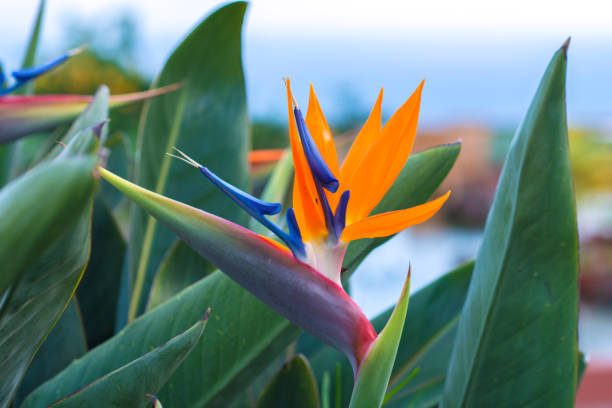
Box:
(341, 190), (449, 241)
(343, 81), (424, 224)
(340, 88), (383, 182)
(286, 79), (325, 240)
(305, 84), (340, 177)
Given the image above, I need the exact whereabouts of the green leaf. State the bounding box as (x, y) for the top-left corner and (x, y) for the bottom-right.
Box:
(13, 299), (87, 405)
(441, 41), (578, 407)
(0, 156), (97, 295)
(0, 89), (105, 407)
(343, 142), (460, 277)
(256, 355), (321, 408)
(300, 262), (474, 408)
(349, 271), (411, 408)
(76, 197), (126, 347)
(126, 1), (250, 322)
(23, 315), (208, 408)
(24, 272), (300, 408)
(0, 159), (96, 408)
(146, 240), (215, 311)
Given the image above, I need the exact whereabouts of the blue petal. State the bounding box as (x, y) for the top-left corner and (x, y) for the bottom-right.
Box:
(11, 54), (69, 81)
(293, 107), (339, 193)
(333, 190), (350, 238)
(199, 165), (305, 258)
(286, 207), (302, 242)
(200, 166), (281, 216)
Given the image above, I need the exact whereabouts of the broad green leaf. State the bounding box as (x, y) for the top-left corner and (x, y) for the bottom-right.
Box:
(256, 355), (321, 408)
(441, 42), (578, 407)
(0, 162), (95, 408)
(24, 271), (300, 408)
(146, 240), (215, 311)
(300, 262), (474, 408)
(23, 315), (208, 408)
(126, 1), (250, 322)
(13, 300), (87, 405)
(349, 271), (411, 408)
(0, 156), (97, 294)
(76, 197), (126, 347)
(343, 142), (460, 276)
(0, 89), (104, 407)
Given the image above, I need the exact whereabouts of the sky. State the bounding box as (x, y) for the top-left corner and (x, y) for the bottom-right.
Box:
(1, 0), (611, 127)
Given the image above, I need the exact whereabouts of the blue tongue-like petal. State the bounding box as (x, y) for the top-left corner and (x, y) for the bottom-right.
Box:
(11, 54), (69, 82)
(1, 47), (82, 95)
(200, 166), (281, 216)
(293, 107), (339, 193)
(199, 165), (305, 258)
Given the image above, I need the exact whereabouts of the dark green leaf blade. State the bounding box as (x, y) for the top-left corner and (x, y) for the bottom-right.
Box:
(0, 168), (94, 408)
(0, 90), (105, 407)
(76, 197), (126, 347)
(13, 299), (87, 405)
(126, 1), (250, 322)
(23, 271), (300, 408)
(441, 42), (578, 407)
(24, 315), (208, 408)
(256, 355), (321, 408)
(0, 156), (97, 295)
(146, 240), (215, 311)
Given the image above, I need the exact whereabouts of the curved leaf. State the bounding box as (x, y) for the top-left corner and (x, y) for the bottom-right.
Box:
(257, 355), (321, 408)
(24, 271), (299, 407)
(76, 197), (126, 347)
(146, 240), (215, 311)
(349, 271), (411, 408)
(23, 315), (208, 408)
(0, 156), (97, 295)
(13, 300), (87, 405)
(0, 88), (104, 407)
(125, 1), (250, 322)
(441, 41), (578, 407)
(0, 157), (97, 407)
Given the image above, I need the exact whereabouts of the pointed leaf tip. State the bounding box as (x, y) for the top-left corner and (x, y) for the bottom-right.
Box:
(199, 307), (211, 323)
(349, 269), (411, 408)
(561, 37), (571, 57)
